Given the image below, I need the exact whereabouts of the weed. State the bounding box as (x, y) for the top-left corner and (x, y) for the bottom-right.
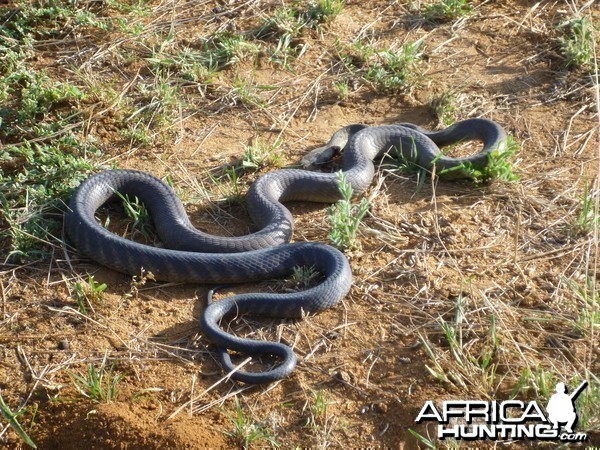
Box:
(422, 0), (473, 22)
(383, 136), (430, 191)
(564, 274), (599, 336)
(328, 171), (369, 252)
(2, 1), (109, 40)
(333, 80), (350, 100)
(111, 192), (156, 243)
(0, 393), (37, 448)
(227, 74), (267, 108)
(438, 136), (519, 183)
(147, 47), (218, 84)
(238, 139), (283, 172)
(306, 0), (345, 24)
(222, 166), (244, 204)
(69, 354), (124, 403)
(571, 180), (598, 236)
(223, 398), (279, 449)
(365, 40), (424, 93)
(419, 292), (499, 396)
(428, 90), (457, 126)
(119, 125), (154, 146)
(558, 15), (595, 70)
(257, 0), (343, 39)
(305, 390), (327, 432)
(338, 38), (424, 93)
(256, 7), (306, 39)
(1, 142), (97, 261)
(290, 265), (320, 289)
(73, 275), (107, 315)
(576, 373), (599, 432)
(407, 428), (438, 449)
(198, 33), (259, 71)
(130, 71), (180, 129)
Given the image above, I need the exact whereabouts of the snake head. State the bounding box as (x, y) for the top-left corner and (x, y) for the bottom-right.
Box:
(299, 145), (339, 169)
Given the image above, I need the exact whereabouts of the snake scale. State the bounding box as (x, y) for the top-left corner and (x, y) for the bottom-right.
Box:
(65, 118), (507, 384)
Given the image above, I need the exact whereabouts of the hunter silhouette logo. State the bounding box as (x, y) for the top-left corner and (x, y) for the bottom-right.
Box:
(415, 380), (589, 442)
(546, 381), (587, 434)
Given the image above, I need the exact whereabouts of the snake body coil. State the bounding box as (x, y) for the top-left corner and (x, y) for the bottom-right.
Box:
(65, 118), (507, 383)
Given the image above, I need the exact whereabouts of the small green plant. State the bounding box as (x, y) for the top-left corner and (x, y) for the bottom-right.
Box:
(0, 393), (37, 448)
(439, 136), (519, 183)
(238, 139), (283, 172)
(257, 0), (342, 39)
(290, 265), (320, 289)
(222, 165), (244, 204)
(333, 80), (350, 100)
(306, 0), (345, 24)
(255, 7), (306, 39)
(364, 40), (424, 93)
(112, 192), (156, 242)
(576, 373), (599, 432)
(73, 275), (108, 315)
(572, 180), (598, 236)
(385, 136), (429, 190)
(407, 428), (438, 449)
(130, 71), (180, 129)
(564, 274), (599, 335)
(69, 355), (124, 403)
(227, 74), (267, 108)
(197, 33), (259, 71)
(223, 398), (279, 449)
(328, 171), (369, 252)
(1, 141), (96, 261)
(422, 0), (473, 22)
(305, 390), (327, 431)
(428, 90), (457, 126)
(558, 16), (595, 70)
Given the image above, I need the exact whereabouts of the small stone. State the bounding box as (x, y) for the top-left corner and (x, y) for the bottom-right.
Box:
(58, 340), (70, 350)
(374, 402), (388, 414)
(332, 370), (352, 384)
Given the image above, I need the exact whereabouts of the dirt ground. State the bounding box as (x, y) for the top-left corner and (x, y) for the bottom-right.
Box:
(0, 0), (598, 448)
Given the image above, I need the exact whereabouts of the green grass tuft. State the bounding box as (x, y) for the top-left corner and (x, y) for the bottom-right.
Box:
(328, 171), (369, 252)
(558, 16), (596, 70)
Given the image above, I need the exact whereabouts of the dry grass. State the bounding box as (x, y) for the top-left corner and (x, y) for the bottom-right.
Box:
(0, 0), (598, 448)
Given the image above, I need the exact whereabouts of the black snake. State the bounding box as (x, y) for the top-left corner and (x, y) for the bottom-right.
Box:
(65, 118), (507, 384)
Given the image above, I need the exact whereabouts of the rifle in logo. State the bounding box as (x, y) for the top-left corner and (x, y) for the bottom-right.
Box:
(546, 380), (588, 433)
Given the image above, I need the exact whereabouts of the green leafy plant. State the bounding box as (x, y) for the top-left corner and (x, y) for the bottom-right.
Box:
(337, 38), (424, 94)
(305, 390), (327, 432)
(564, 274), (599, 336)
(422, 0), (473, 22)
(290, 265), (320, 289)
(407, 428), (438, 449)
(223, 398), (279, 449)
(572, 180), (598, 236)
(328, 171), (369, 252)
(558, 16), (595, 70)
(428, 90), (457, 126)
(238, 139), (283, 172)
(73, 275), (108, 315)
(0, 393), (37, 448)
(364, 40), (424, 93)
(306, 0), (345, 24)
(69, 355), (124, 403)
(112, 192), (156, 242)
(439, 136), (520, 183)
